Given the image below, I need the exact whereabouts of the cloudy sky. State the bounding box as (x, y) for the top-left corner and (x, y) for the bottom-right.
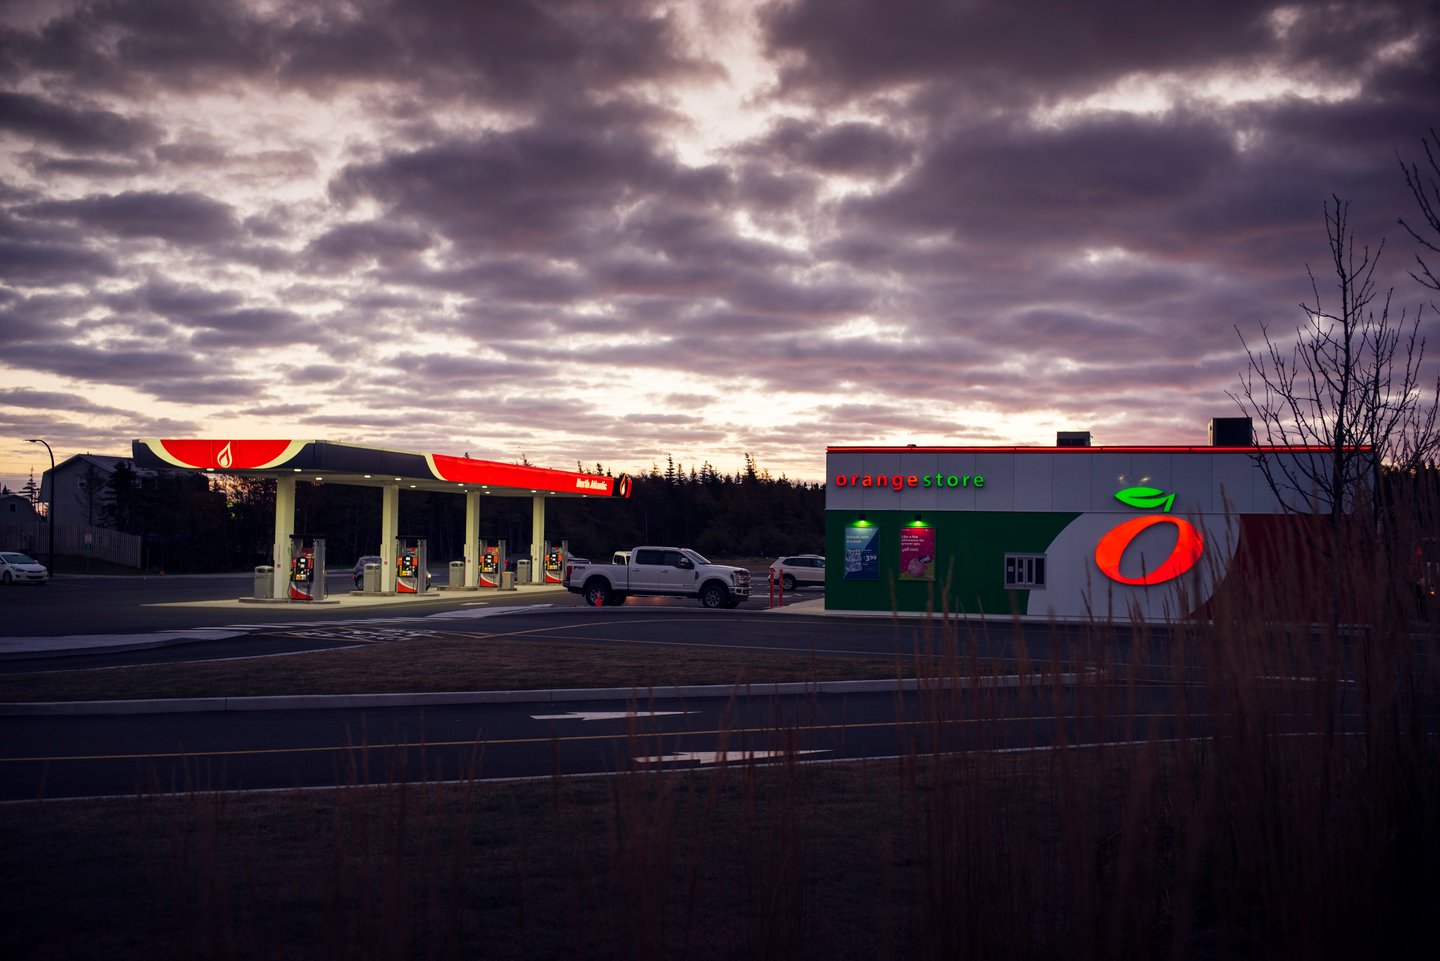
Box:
(2, 0), (1438, 494)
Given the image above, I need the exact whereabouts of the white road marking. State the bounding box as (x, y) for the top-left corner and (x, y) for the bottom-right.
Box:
(531, 710), (688, 722)
(633, 749), (831, 765)
(426, 604), (555, 619)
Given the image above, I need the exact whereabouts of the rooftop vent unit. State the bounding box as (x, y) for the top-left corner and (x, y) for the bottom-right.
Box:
(1209, 417), (1253, 446)
(1056, 431), (1092, 448)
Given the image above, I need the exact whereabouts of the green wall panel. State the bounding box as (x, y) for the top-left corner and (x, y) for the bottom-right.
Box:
(825, 510), (1079, 614)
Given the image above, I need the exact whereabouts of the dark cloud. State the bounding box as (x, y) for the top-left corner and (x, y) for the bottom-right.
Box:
(284, 364), (345, 383)
(306, 220), (432, 266)
(761, 0), (1418, 102)
(186, 308), (315, 349)
(845, 111), (1239, 249)
(2, 340), (257, 399)
(0, 387), (133, 419)
(0, 237), (116, 283)
(330, 114), (730, 256)
(744, 118), (913, 177)
(3, 0), (716, 103)
(134, 279), (244, 318)
(25, 154), (151, 178)
(0, 90), (158, 152)
(18, 190), (241, 244)
(2, 0), (1439, 492)
(379, 352), (552, 385)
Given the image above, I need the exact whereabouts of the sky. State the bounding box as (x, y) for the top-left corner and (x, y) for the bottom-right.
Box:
(2, 0), (1438, 495)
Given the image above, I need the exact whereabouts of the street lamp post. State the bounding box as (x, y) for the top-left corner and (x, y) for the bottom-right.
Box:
(25, 438), (55, 574)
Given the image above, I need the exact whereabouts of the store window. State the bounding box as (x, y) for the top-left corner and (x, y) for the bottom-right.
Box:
(1004, 554), (1046, 589)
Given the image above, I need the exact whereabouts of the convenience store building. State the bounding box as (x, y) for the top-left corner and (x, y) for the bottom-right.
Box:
(824, 424), (1360, 620)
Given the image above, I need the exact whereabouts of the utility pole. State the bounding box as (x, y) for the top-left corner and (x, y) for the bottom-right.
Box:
(25, 438), (55, 573)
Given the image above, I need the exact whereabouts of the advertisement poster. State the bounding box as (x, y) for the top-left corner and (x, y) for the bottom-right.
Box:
(899, 527), (935, 581)
(844, 526), (880, 580)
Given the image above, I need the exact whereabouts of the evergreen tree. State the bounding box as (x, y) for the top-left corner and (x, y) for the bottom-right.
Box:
(20, 470), (40, 510)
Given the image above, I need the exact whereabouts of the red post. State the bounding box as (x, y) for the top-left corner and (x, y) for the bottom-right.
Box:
(768, 568), (784, 608)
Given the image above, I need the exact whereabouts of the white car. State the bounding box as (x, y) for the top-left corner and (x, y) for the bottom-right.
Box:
(0, 551), (49, 585)
(769, 554), (825, 592)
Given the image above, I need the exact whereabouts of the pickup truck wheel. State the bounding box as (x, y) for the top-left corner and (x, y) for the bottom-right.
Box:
(699, 583), (729, 609)
(583, 581), (610, 607)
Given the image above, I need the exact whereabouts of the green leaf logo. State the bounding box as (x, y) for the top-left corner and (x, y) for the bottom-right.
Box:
(1115, 486), (1175, 513)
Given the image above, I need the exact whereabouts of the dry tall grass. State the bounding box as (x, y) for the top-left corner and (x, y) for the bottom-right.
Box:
(4, 489), (1437, 960)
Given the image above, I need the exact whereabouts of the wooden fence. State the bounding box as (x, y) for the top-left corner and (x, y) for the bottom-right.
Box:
(0, 521), (142, 568)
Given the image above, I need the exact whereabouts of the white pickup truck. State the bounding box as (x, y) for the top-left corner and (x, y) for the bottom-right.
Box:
(563, 547), (752, 608)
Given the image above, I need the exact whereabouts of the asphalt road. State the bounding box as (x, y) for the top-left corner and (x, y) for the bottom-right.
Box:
(0, 569), (816, 639)
(0, 574), (1112, 673)
(2, 680), (1213, 802)
(0, 572), (1160, 801)
(7, 573), (1397, 804)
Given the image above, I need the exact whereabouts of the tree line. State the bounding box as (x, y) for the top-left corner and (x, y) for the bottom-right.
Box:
(97, 455), (823, 573)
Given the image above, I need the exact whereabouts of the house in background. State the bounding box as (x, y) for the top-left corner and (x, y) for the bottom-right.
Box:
(0, 491), (44, 555)
(30, 454), (147, 567)
(37, 454), (158, 529)
(1, 491), (42, 523)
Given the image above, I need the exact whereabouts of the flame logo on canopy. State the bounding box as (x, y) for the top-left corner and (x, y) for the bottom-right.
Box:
(217, 442), (234, 469)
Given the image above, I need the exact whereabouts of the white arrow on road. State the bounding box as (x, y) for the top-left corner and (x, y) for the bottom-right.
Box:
(531, 710), (688, 722)
(633, 749), (830, 765)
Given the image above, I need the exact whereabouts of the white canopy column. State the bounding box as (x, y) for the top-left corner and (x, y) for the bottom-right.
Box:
(464, 490), (481, 589)
(271, 475), (296, 599)
(380, 482), (399, 593)
(530, 494), (545, 584)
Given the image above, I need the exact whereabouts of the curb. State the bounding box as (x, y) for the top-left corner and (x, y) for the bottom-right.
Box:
(0, 631), (251, 661)
(0, 672), (1083, 716)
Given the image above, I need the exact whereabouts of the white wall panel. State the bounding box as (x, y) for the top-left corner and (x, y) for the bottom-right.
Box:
(1086, 454), (1134, 512)
(1125, 453), (1180, 509)
(972, 453), (1016, 512)
(826, 447), (1325, 516)
(827, 451), (867, 510)
(1051, 454), (1094, 511)
(929, 451), (976, 511)
(1009, 453), (1051, 511)
(898, 451), (941, 511)
(1211, 452), (1256, 514)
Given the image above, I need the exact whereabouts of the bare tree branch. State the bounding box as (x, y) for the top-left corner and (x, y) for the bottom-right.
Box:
(1230, 196), (1438, 525)
(1397, 126), (1440, 292)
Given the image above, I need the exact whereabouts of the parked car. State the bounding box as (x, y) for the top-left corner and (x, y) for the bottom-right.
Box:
(0, 551), (49, 585)
(351, 555), (431, 589)
(352, 555), (380, 589)
(769, 554), (825, 592)
(563, 546), (751, 608)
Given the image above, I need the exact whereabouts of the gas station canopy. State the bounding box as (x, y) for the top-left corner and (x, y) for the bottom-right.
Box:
(131, 439), (631, 498)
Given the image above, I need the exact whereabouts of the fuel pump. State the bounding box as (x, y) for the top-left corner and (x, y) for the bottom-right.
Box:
(395, 536), (428, 594)
(288, 535), (327, 601)
(542, 540), (567, 585)
(480, 540), (506, 589)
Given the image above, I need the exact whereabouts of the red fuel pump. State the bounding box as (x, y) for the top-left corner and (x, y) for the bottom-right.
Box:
(287, 535), (327, 601)
(543, 540), (566, 585)
(479, 542), (504, 588)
